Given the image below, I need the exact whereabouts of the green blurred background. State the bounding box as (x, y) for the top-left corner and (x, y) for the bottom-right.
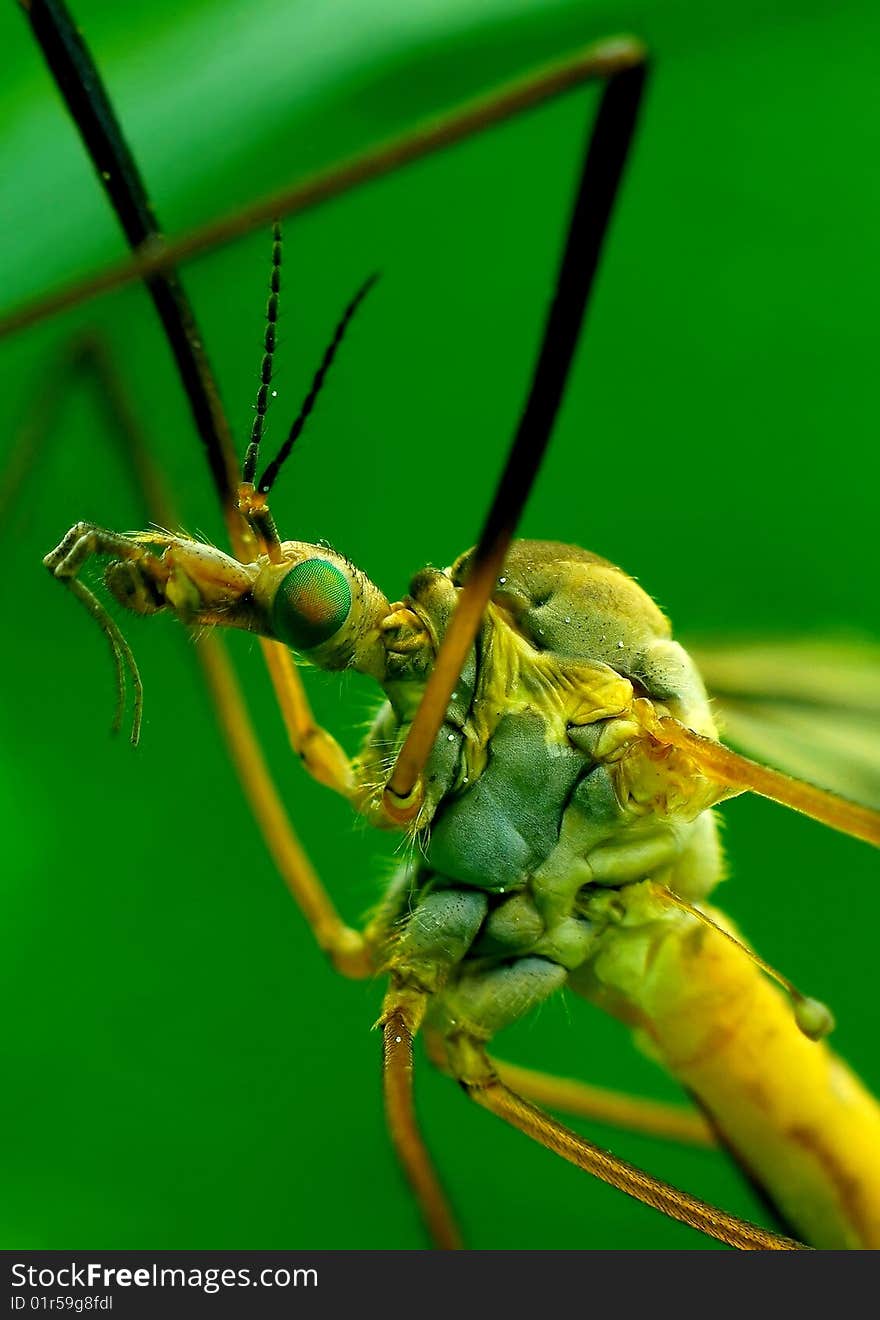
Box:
(1, 0), (877, 1250)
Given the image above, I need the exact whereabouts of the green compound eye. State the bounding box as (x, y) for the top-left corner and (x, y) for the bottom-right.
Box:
(270, 558), (352, 651)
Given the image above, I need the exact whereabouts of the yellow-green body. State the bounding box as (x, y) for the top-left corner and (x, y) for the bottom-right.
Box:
(354, 540), (880, 1248)
(48, 515), (880, 1247)
(574, 882), (880, 1247)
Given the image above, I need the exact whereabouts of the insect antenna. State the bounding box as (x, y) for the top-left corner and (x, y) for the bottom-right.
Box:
(256, 273), (379, 496)
(238, 222), (285, 555)
(654, 885), (835, 1041)
(242, 222), (283, 486)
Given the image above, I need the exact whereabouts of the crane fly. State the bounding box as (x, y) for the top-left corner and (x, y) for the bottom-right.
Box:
(5, 0), (880, 1250)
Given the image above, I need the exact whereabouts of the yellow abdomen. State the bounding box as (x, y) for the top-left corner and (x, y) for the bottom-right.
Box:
(574, 883), (880, 1248)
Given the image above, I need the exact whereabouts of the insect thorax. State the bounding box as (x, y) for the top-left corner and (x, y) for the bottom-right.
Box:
(359, 541), (726, 1009)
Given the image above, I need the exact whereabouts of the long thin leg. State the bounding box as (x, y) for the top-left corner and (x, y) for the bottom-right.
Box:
(21, 9), (872, 849)
(20, 0), (243, 536)
(257, 639), (356, 797)
(0, 36), (647, 338)
(0, 336), (79, 527)
(19, 0), (360, 806)
(385, 57), (648, 817)
(197, 638), (370, 977)
(7, 332), (371, 978)
(422, 1031), (714, 1146)
(652, 715), (880, 848)
(0, 330), (188, 527)
(12, 6), (646, 823)
(0, 332), (163, 528)
(492, 1061), (715, 1146)
(94, 344), (371, 975)
(382, 1010), (463, 1249)
(450, 1041), (805, 1251)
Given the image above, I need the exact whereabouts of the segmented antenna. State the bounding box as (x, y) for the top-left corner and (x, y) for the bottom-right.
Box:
(256, 273), (379, 495)
(242, 221), (283, 484)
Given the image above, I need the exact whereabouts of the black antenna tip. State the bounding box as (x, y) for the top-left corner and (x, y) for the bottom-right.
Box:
(241, 222), (284, 485)
(256, 271), (380, 495)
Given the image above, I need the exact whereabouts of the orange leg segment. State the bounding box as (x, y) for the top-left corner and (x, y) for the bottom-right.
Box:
(450, 1040), (805, 1251)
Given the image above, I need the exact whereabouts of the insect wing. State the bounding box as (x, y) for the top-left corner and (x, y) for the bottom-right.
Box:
(689, 637), (880, 809)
